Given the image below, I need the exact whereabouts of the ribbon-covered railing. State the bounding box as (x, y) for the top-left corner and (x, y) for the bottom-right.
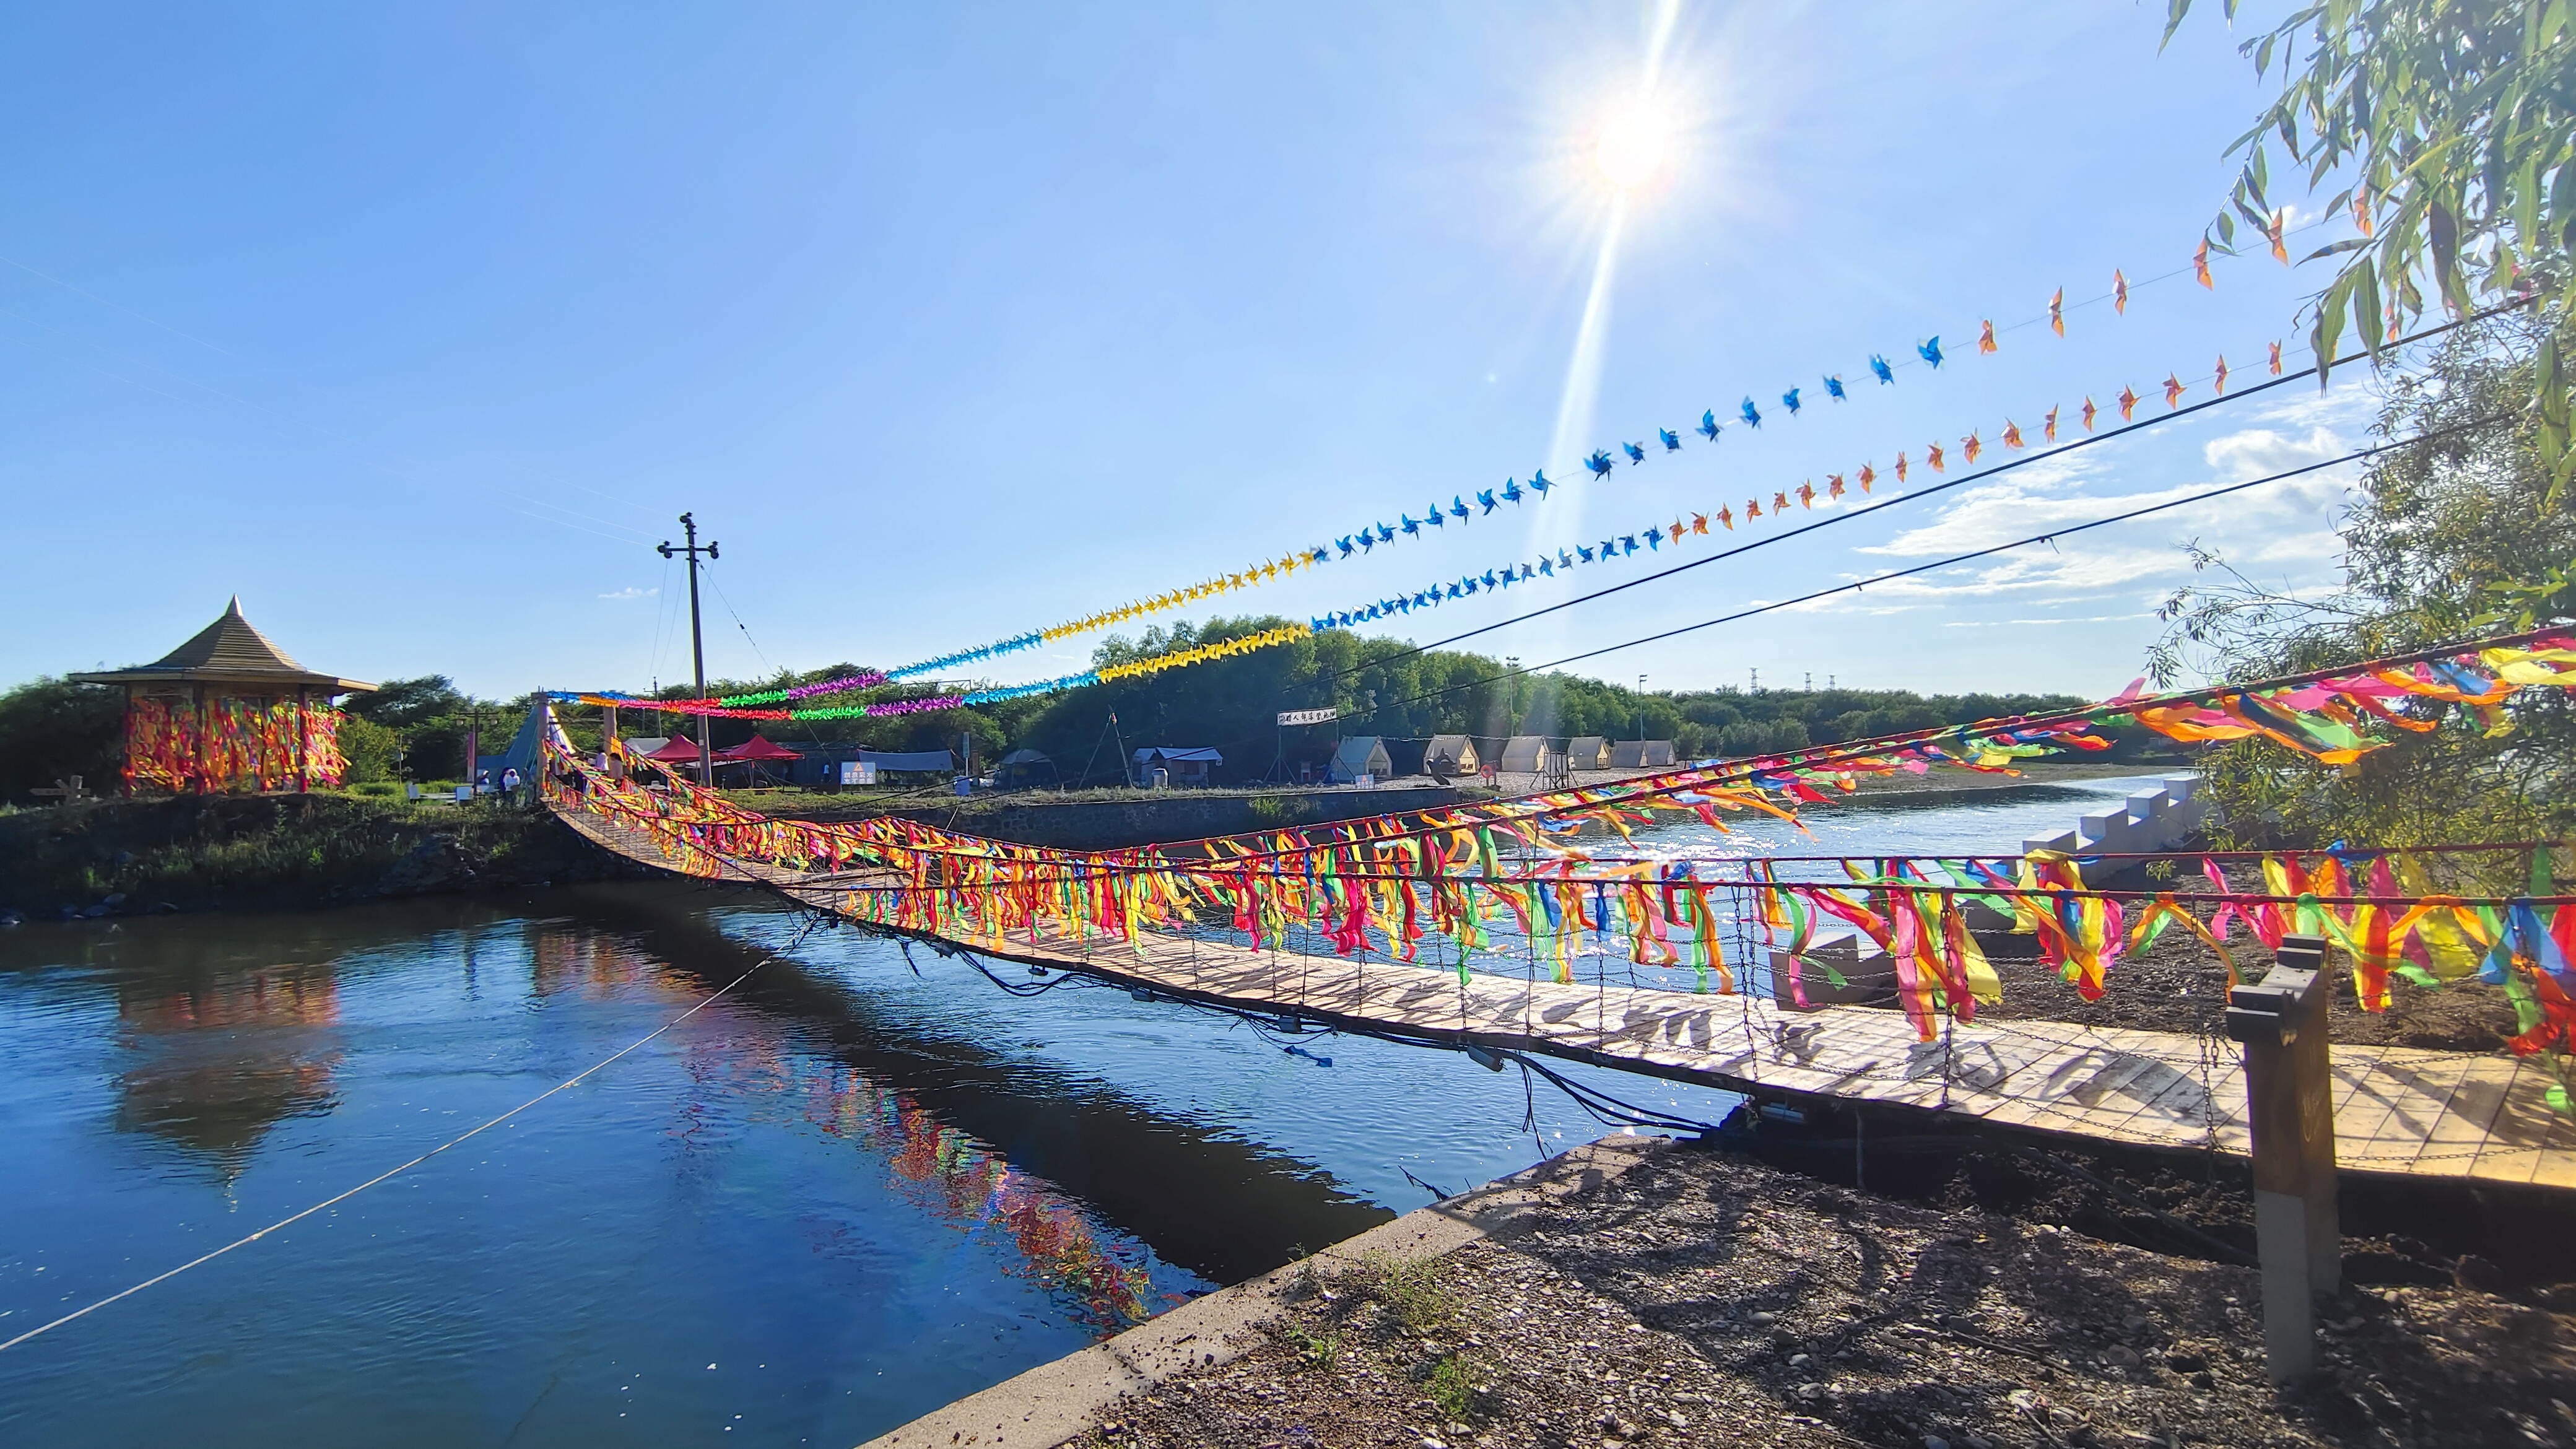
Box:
(542, 747), (2576, 1107)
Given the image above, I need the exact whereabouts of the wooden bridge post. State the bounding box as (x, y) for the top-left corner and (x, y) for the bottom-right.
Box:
(2222, 932), (2339, 1382)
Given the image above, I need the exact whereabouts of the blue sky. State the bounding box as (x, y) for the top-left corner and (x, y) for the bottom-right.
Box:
(1, 2), (2378, 702)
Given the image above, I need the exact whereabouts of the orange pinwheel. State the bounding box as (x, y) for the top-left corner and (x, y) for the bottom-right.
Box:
(2267, 208), (2287, 263)
(2164, 373), (2185, 408)
(1926, 441), (1946, 472)
(1668, 521), (1684, 542)
(1826, 473), (1846, 498)
(1858, 463), (1876, 492)
(1978, 320), (1998, 354)
(1746, 497), (1762, 518)
(1773, 490), (1791, 511)
(2001, 420), (2024, 449)
(1717, 505), (1734, 529)
(2117, 386), (2139, 420)
(2268, 341), (2283, 375)
(2048, 287), (2064, 336)
(2193, 238), (2213, 289)
(1962, 431), (1983, 464)
(2081, 396), (2098, 430)
(2214, 355), (2229, 394)
(2113, 269), (2129, 314)
(1796, 481), (1816, 508)
(1690, 512), (1708, 534)
(2353, 186), (2374, 236)
(2043, 406), (2059, 443)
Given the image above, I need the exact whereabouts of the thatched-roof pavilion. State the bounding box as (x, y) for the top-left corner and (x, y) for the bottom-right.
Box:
(74, 598), (375, 794)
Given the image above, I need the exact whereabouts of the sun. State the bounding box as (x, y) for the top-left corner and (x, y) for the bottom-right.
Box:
(1593, 100), (1671, 191)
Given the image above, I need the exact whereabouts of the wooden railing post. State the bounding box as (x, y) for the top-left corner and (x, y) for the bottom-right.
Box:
(2223, 931), (2339, 1382)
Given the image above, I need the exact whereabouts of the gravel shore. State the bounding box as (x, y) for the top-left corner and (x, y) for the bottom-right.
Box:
(1088, 1139), (2575, 1449)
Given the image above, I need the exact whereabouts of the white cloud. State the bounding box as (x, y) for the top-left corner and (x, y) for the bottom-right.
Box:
(2202, 424), (2347, 481)
(1943, 612), (2152, 628)
(599, 586), (659, 601)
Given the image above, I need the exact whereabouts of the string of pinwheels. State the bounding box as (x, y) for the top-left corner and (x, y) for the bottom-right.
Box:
(1307, 329), (2305, 629)
(768, 224), (2344, 703)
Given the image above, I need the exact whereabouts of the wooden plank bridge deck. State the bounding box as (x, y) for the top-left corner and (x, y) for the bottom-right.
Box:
(554, 803), (2576, 1192)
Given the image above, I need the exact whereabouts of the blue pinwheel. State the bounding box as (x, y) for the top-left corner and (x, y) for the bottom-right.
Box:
(1539, 556), (1555, 576)
(1782, 386), (1801, 416)
(1376, 523), (1394, 542)
(1620, 535), (1638, 555)
(1520, 563), (1535, 579)
(1644, 529), (1661, 549)
(1530, 470), (1553, 495)
(1917, 336), (1943, 368)
(1494, 568), (1512, 589)
(1585, 450), (1614, 479)
(1659, 428), (1682, 451)
(1446, 582), (1463, 599)
(1476, 488), (1497, 515)
(1598, 538), (1617, 556)
(1449, 496), (1470, 521)
(1622, 441), (1645, 464)
(1698, 409), (1721, 442)
(1577, 545), (1595, 563)
(1869, 354), (1894, 384)
(1557, 549), (1573, 568)
(1336, 536), (1355, 557)
(1502, 477), (1523, 503)
(1401, 513), (1421, 536)
(1824, 375), (1847, 401)
(1461, 576), (1478, 595)
(1357, 531), (1375, 552)
(1740, 397), (1762, 428)
(1425, 505), (1445, 528)
(1481, 569), (1498, 588)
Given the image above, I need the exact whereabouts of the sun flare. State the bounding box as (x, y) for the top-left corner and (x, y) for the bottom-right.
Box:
(1593, 101), (1670, 191)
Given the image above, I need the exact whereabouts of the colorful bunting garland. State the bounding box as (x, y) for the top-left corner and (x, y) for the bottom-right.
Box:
(858, 238), (2322, 682)
(1304, 340), (2292, 630)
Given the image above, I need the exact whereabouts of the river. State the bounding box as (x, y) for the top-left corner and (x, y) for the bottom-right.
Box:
(0, 773), (2175, 1447)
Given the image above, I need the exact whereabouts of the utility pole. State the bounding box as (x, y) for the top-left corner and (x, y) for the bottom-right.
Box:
(1636, 673), (1647, 741)
(658, 513), (720, 786)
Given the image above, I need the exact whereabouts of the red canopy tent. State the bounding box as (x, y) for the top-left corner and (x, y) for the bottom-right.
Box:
(642, 737), (710, 764)
(715, 735), (801, 762)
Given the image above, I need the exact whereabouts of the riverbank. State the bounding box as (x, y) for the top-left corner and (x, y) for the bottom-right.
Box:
(0, 793), (645, 916)
(0, 761), (2170, 918)
(877, 1133), (2576, 1449)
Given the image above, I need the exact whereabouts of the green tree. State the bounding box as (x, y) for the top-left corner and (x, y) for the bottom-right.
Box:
(336, 714), (402, 785)
(2173, 0), (2576, 490)
(2151, 313), (2576, 866)
(0, 677), (123, 802)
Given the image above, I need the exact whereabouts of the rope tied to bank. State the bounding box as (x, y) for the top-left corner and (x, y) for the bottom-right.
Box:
(0, 912), (825, 1357)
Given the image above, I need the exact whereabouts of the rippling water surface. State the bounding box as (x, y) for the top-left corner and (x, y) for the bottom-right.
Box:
(0, 774), (2169, 1446)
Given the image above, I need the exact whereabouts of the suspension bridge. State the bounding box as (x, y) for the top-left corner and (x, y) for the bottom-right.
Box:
(538, 679), (2576, 1194)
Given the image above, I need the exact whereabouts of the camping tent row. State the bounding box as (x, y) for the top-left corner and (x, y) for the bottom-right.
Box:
(1421, 735), (1676, 776)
